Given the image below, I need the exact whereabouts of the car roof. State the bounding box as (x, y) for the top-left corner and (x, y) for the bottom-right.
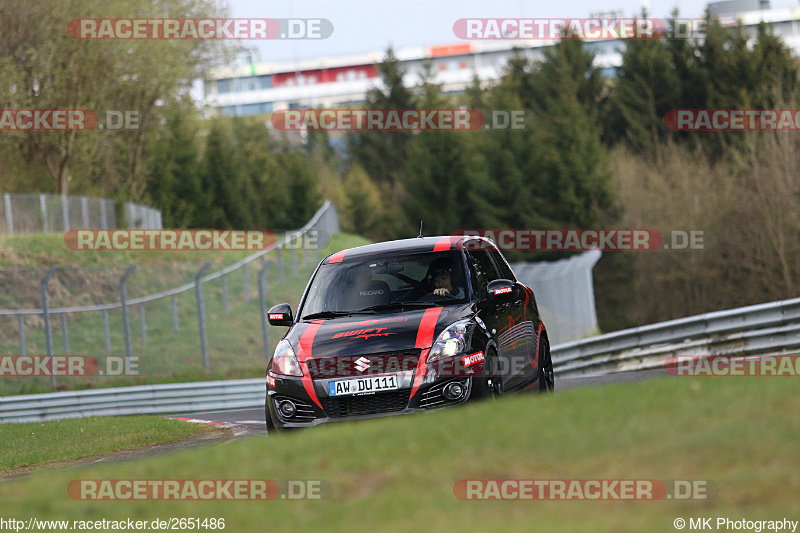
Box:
(322, 235), (497, 264)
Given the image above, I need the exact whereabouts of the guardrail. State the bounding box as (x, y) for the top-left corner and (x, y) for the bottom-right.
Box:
(551, 296), (800, 377)
(2, 295), (800, 423)
(0, 379), (265, 423)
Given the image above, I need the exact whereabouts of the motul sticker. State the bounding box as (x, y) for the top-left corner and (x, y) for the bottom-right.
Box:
(462, 352), (485, 366)
(494, 287), (512, 295)
(269, 313), (284, 320)
(266, 374), (276, 387)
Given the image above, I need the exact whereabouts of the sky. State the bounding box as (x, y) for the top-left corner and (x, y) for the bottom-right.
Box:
(226, 0), (800, 64)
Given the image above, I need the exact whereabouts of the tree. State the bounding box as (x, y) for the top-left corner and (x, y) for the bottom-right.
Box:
(0, 0), (227, 196)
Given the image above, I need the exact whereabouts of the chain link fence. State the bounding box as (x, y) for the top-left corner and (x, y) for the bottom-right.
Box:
(0, 201), (339, 394)
(0, 193), (162, 234)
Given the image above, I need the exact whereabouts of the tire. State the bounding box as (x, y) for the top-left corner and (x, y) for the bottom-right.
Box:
(265, 396), (276, 433)
(469, 348), (503, 400)
(537, 335), (555, 393)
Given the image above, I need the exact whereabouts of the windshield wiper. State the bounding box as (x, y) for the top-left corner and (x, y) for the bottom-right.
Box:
(302, 310), (353, 320)
(355, 301), (440, 313)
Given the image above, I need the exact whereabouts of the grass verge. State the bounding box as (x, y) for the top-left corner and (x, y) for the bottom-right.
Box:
(0, 375), (798, 531)
(0, 416), (219, 476)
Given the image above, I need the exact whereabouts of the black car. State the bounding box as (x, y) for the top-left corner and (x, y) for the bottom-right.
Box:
(265, 235), (554, 430)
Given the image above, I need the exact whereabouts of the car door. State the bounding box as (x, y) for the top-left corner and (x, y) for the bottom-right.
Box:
(486, 245), (536, 390)
(465, 248), (517, 389)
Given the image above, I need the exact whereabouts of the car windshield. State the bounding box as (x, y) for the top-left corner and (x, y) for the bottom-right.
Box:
(300, 251), (468, 318)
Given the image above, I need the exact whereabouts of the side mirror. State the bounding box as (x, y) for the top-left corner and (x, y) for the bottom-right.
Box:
(267, 303), (294, 326)
(487, 279), (515, 298)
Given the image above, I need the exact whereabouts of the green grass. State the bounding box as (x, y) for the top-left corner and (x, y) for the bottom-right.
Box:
(0, 416), (217, 475)
(0, 375), (798, 531)
(0, 233), (370, 395)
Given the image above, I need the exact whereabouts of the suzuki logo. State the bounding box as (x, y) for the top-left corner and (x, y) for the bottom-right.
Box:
(354, 357), (370, 372)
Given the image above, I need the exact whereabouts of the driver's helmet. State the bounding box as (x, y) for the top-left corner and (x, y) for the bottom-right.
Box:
(426, 257), (458, 285)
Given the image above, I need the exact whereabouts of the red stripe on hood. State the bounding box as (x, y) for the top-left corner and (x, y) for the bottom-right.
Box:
(410, 307), (443, 398)
(328, 249), (350, 263)
(415, 307), (443, 349)
(297, 320), (324, 408)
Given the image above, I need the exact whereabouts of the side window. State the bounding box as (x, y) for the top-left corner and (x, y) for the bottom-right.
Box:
(467, 250), (500, 298)
(487, 247), (516, 281)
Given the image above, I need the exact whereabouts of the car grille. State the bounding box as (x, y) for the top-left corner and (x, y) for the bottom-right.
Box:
(419, 378), (470, 409)
(321, 390), (411, 418)
(272, 395), (317, 423)
(307, 350), (421, 378)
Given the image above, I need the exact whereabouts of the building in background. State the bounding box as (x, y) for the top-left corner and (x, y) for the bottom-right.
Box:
(202, 2), (800, 117)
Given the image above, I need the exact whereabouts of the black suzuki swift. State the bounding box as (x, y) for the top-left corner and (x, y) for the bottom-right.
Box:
(265, 235), (554, 430)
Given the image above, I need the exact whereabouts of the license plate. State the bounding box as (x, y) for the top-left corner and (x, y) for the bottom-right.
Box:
(328, 375), (398, 396)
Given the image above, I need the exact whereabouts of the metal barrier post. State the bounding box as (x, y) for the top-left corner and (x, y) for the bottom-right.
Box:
(17, 315), (26, 356)
(102, 310), (111, 352)
(222, 274), (229, 314)
(138, 304), (147, 344)
(40, 266), (58, 390)
(171, 295), (179, 332)
(195, 262), (212, 373)
(120, 265), (137, 366)
(60, 314), (69, 354)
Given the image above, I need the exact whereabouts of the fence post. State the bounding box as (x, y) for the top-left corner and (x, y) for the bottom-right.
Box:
(61, 195), (69, 231)
(40, 266), (58, 390)
(138, 304), (147, 344)
(195, 262), (212, 373)
(290, 241), (298, 276)
(221, 274), (229, 314)
(81, 196), (89, 228)
(17, 315), (26, 356)
(102, 310), (111, 352)
(100, 199), (108, 229)
(60, 314), (69, 354)
(258, 261), (270, 361)
(40, 194), (48, 233)
(243, 263), (250, 302)
(171, 295), (179, 332)
(120, 265), (137, 367)
(3, 193), (13, 235)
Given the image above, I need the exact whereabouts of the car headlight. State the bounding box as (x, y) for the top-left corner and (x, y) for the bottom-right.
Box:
(428, 319), (474, 362)
(270, 339), (303, 377)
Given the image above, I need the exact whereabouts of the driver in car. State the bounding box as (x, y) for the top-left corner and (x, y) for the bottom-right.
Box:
(427, 258), (465, 298)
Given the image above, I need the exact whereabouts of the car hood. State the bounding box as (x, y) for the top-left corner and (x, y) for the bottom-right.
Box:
(285, 304), (474, 358)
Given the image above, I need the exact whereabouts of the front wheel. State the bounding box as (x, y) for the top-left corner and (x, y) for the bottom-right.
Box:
(265, 396), (276, 433)
(469, 349), (503, 400)
(537, 335), (555, 393)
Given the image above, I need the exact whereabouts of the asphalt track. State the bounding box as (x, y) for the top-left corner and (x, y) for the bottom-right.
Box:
(167, 369), (666, 436)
